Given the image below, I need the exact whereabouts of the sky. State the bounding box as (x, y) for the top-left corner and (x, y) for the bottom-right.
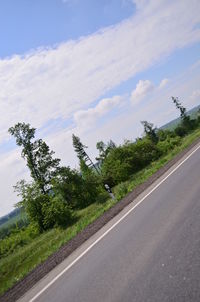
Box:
(0, 0), (200, 216)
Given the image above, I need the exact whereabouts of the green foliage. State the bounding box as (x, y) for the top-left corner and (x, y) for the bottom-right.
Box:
(101, 147), (132, 186)
(42, 195), (72, 229)
(0, 224), (39, 258)
(31, 139), (61, 191)
(96, 140), (116, 162)
(9, 123), (60, 194)
(141, 121), (158, 143)
(8, 123), (35, 147)
(72, 134), (100, 174)
(172, 97), (187, 120)
(14, 180), (46, 231)
(114, 182), (129, 201)
(52, 166), (87, 208)
(72, 134), (88, 161)
(157, 136), (181, 154)
(101, 138), (161, 186)
(171, 97), (199, 135)
(0, 218), (29, 240)
(14, 180), (72, 231)
(157, 129), (176, 141)
(79, 160), (104, 207)
(174, 125), (187, 137)
(52, 165), (103, 209)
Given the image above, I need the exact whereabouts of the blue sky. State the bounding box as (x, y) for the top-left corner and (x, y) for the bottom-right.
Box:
(0, 0), (134, 58)
(0, 0), (200, 216)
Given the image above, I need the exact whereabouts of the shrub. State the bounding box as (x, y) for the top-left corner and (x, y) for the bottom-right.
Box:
(52, 165), (104, 209)
(0, 224), (39, 258)
(157, 136), (181, 154)
(174, 125), (187, 137)
(101, 138), (161, 186)
(157, 129), (176, 141)
(42, 195), (72, 229)
(114, 182), (129, 201)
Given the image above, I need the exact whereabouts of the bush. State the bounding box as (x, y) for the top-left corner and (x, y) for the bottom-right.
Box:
(174, 125), (187, 137)
(157, 129), (176, 141)
(101, 138), (161, 186)
(157, 136), (181, 154)
(0, 224), (39, 258)
(114, 182), (129, 201)
(15, 180), (73, 231)
(42, 195), (72, 229)
(52, 165), (104, 209)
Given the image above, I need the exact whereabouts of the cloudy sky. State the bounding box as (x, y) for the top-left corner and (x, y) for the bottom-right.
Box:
(0, 0), (200, 216)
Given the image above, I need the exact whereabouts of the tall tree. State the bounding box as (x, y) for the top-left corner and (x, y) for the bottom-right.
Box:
(96, 140), (116, 162)
(72, 134), (115, 198)
(9, 122), (60, 193)
(141, 121), (158, 143)
(172, 97), (187, 120)
(72, 134), (100, 173)
(172, 97), (192, 133)
(72, 134), (88, 161)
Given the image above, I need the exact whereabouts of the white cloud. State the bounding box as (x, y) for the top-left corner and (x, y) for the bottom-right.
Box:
(74, 95), (123, 128)
(159, 78), (169, 89)
(131, 80), (154, 103)
(131, 77), (171, 104)
(190, 89), (200, 99)
(132, 0), (148, 10)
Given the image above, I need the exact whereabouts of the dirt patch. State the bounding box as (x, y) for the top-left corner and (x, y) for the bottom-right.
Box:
(1, 137), (200, 302)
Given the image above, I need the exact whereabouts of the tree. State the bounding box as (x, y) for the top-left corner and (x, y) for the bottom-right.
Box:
(198, 108), (200, 124)
(14, 180), (47, 231)
(72, 134), (88, 161)
(52, 165), (103, 208)
(172, 97), (187, 120)
(42, 195), (72, 229)
(72, 134), (100, 173)
(31, 139), (61, 191)
(9, 123), (60, 193)
(172, 97), (192, 132)
(96, 140), (116, 162)
(14, 180), (72, 230)
(52, 166), (86, 208)
(101, 138), (160, 186)
(141, 121), (158, 143)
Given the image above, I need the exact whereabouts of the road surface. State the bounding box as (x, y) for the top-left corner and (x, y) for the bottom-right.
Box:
(19, 144), (200, 302)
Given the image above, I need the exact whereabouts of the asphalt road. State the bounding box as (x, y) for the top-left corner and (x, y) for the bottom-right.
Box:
(20, 144), (200, 302)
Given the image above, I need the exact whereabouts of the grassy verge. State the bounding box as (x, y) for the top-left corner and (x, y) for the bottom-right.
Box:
(0, 127), (200, 295)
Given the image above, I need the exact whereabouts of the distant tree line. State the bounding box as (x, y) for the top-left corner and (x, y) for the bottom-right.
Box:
(0, 208), (22, 226)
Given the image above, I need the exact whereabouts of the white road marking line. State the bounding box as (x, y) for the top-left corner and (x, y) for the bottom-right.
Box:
(29, 143), (200, 302)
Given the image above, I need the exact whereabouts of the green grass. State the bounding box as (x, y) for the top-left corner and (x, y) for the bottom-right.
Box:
(0, 199), (117, 294)
(0, 127), (200, 295)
